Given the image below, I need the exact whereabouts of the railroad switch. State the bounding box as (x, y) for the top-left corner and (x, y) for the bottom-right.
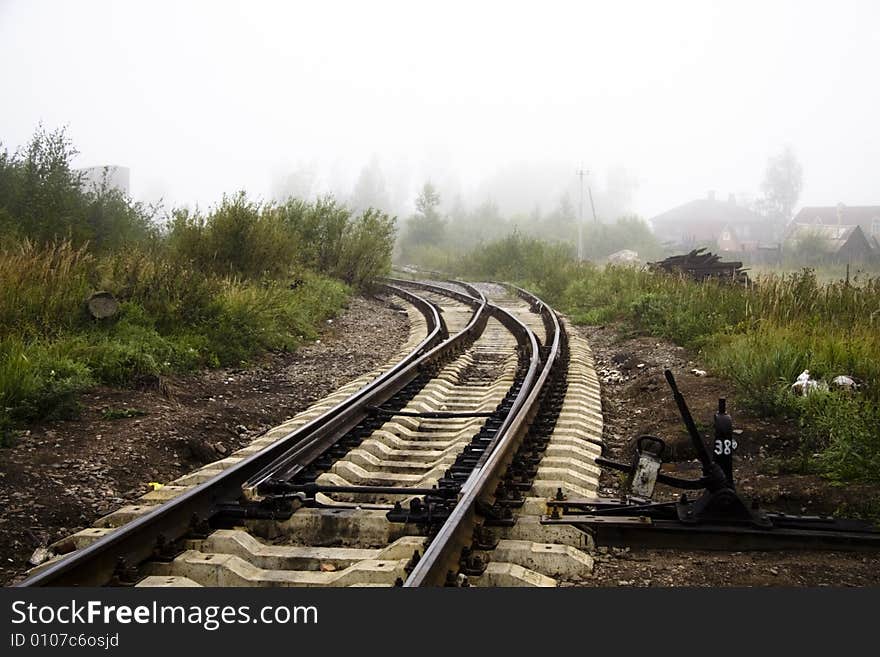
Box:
(542, 370), (880, 550)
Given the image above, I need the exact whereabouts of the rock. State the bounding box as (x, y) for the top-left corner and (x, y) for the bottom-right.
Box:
(691, 368), (707, 377)
(28, 546), (52, 566)
(213, 442), (228, 456)
(185, 438), (217, 463)
(831, 375), (858, 391)
(770, 567), (779, 576)
(86, 291), (119, 319)
(235, 424), (248, 435)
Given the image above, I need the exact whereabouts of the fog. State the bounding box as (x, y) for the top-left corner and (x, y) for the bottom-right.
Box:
(1, 0), (878, 221)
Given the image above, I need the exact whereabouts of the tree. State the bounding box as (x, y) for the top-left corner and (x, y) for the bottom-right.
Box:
(0, 125), (153, 250)
(759, 146), (803, 237)
(272, 162), (316, 202)
(350, 156), (390, 213)
(399, 182), (446, 262)
(415, 182), (441, 219)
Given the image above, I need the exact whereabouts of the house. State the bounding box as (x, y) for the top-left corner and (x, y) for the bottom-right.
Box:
(783, 223), (875, 263)
(791, 205), (880, 242)
(649, 192), (773, 253)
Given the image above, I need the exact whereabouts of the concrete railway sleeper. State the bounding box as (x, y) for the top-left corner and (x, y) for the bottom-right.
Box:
(18, 280), (608, 587)
(18, 284), (462, 586)
(403, 283), (604, 587)
(135, 282), (553, 587)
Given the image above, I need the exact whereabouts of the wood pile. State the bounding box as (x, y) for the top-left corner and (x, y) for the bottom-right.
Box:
(648, 248), (749, 284)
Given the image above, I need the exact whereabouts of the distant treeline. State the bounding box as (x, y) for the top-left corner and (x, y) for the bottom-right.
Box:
(395, 182), (664, 271)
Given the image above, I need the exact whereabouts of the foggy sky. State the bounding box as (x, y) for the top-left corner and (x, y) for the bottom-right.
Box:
(1, 0), (878, 220)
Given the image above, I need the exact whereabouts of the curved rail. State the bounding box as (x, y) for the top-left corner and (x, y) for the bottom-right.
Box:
(243, 284), (490, 490)
(404, 283), (562, 586)
(391, 278), (543, 460)
(19, 285), (450, 587)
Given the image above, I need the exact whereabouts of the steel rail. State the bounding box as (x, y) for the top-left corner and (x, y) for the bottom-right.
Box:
(242, 283), (489, 488)
(404, 283), (562, 586)
(390, 279), (541, 449)
(18, 284), (448, 587)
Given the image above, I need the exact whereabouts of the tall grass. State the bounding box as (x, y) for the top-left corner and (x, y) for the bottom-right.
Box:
(0, 240), (349, 442)
(0, 240), (94, 338)
(457, 235), (880, 483)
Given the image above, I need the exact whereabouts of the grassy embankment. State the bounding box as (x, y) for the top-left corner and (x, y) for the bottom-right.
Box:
(0, 127), (395, 442)
(454, 233), (880, 484)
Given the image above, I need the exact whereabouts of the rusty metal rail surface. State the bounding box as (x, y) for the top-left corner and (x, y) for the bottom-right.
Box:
(18, 284), (452, 587)
(404, 283), (562, 586)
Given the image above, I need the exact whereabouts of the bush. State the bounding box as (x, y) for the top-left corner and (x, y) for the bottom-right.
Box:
(456, 232), (577, 304)
(0, 125), (153, 250)
(167, 193), (296, 280)
(168, 194), (396, 289)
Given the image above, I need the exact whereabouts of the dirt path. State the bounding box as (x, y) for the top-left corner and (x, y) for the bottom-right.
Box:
(572, 322), (880, 587)
(0, 296), (409, 585)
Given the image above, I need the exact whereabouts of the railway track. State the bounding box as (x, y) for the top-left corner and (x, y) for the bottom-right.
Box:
(19, 280), (605, 587)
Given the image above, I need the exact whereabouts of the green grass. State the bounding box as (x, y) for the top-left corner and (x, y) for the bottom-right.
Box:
(0, 247), (350, 446)
(452, 234), (880, 484)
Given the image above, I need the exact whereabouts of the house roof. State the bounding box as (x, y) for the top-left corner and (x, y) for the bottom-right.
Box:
(792, 205), (880, 227)
(652, 198), (764, 228)
(649, 197), (767, 242)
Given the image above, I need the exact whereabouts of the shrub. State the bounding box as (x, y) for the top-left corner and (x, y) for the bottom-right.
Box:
(0, 125), (153, 250)
(167, 193), (296, 280)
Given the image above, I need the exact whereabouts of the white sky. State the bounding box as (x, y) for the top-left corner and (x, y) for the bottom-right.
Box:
(1, 0), (878, 218)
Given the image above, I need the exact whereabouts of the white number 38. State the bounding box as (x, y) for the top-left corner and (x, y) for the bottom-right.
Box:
(714, 439), (737, 455)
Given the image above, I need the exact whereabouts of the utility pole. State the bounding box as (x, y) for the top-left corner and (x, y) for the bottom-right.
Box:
(588, 185), (598, 223)
(576, 167), (588, 260)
